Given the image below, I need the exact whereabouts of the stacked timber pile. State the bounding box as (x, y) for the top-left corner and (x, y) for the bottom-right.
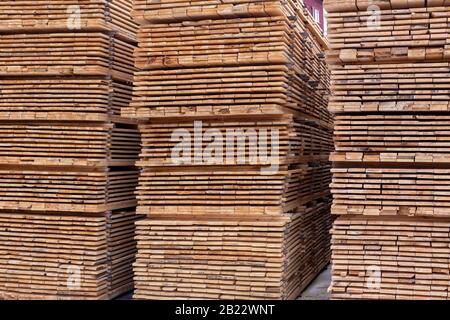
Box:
(326, 0), (450, 299)
(124, 0), (334, 299)
(0, 1), (140, 300)
(0, 0), (136, 39)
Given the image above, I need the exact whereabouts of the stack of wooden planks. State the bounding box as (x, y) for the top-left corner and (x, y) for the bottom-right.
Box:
(124, 0), (334, 299)
(326, 0), (450, 299)
(331, 216), (450, 299)
(0, 0), (137, 40)
(0, 210), (139, 300)
(0, 1), (140, 299)
(134, 202), (332, 300)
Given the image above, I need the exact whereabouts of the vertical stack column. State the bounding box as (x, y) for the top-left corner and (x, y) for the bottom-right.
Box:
(0, 1), (140, 299)
(125, 0), (334, 299)
(326, 0), (450, 299)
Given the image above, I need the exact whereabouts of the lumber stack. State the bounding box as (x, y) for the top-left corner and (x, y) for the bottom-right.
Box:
(0, 210), (139, 300)
(326, 0), (450, 299)
(125, 0), (334, 299)
(331, 216), (450, 299)
(0, 1), (140, 299)
(134, 202), (332, 300)
(0, 0), (136, 40)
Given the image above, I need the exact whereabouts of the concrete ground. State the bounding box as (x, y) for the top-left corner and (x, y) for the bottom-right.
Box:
(298, 265), (331, 300)
(117, 265), (332, 300)
(116, 291), (133, 300)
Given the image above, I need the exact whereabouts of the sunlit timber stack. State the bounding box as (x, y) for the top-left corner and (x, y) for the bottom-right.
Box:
(326, 0), (450, 299)
(0, 0), (140, 299)
(125, 0), (334, 299)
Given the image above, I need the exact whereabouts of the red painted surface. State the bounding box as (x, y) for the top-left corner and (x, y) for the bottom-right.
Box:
(303, 0), (325, 30)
